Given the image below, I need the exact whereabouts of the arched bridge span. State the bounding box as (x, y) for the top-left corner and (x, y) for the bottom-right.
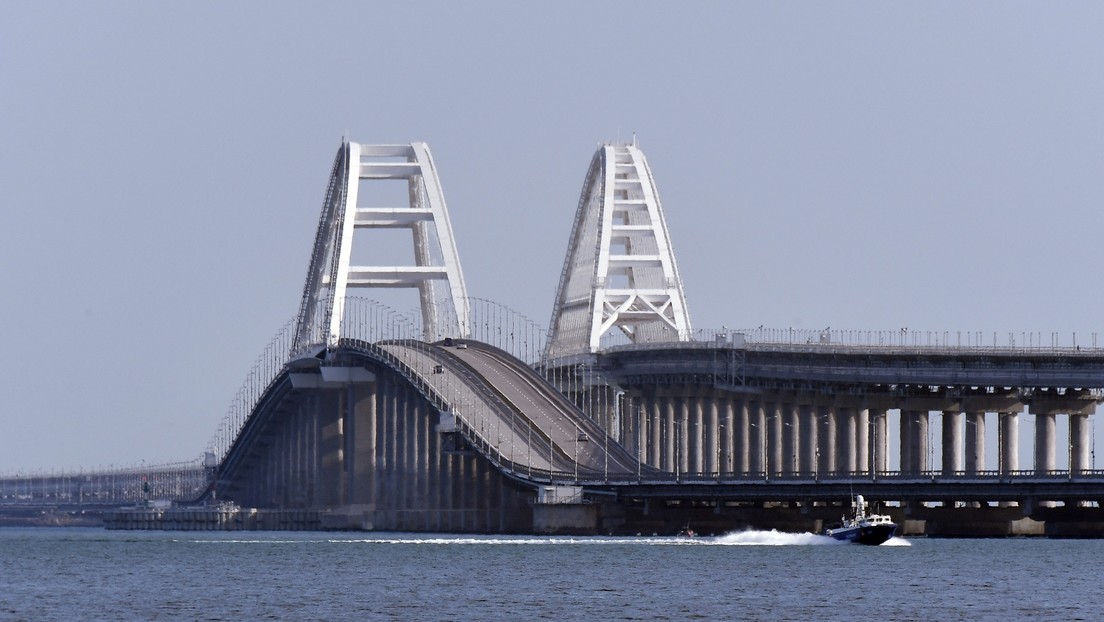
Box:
(213, 337), (643, 531)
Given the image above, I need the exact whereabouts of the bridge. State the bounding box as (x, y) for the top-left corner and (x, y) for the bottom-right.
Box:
(9, 139), (1104, 535)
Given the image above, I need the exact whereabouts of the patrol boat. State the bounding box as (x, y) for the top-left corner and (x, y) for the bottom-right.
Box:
(823, 495), (897, 545)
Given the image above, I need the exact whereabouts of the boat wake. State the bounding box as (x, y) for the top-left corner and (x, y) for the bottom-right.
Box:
(181, 532), (911, 546)
(712, 529), (842, 546)
(878, 536), (912, 546)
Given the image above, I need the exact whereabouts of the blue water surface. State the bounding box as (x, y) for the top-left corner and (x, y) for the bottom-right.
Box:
(0, 527), (1096, 621)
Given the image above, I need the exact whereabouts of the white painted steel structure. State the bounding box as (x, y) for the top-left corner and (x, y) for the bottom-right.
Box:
(293, 141), (470, 351)
(545, 143), (692, 357)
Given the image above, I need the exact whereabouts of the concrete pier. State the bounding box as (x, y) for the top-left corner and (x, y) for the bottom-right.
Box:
(943, 410), (962, 476)
(965, 412), (984, 473)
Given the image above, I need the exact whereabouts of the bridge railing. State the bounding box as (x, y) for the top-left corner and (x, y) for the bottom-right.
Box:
(598, 326), (1104, 354)
(713, 327), (1101, 354)
(206, 317), (298, 466)
(348, 338), (546, 476)
(541, 468), (1104, 487)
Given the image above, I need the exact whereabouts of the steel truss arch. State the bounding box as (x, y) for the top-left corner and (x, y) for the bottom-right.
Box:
(293, 141), (471, 352)
(545, 142), (692, 358)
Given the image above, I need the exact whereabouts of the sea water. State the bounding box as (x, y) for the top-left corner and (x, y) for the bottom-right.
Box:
(0, 527), (1097, 621)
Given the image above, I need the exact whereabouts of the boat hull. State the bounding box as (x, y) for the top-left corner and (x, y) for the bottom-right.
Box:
(826, 523), (897, 545)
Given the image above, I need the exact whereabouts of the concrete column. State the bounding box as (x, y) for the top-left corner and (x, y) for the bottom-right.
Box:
(1035, 412), (1056, 474)
(649, 397), (662, 468)
(415, 394), (428, 511)
(678, 397), (691, 475)
(872, 409), (888, 474)
(799, 404), (816, 477)
(838, 407), (856, 474)
(818, 406), (836, 476)
(352, 384), (376, 505)
(914, 411), (930, 473)
(856, 408), (870, 475)
(768, 402), (783, 477)
(721, 398), (735, 475)
(663, 395), (676, 472)
(783, 402), (799, 475)
(751, 401), (766, 475)
(308, 395), (319, 506)
(965, 412), (985, 474)
(942, 410), (962, 476)
(689, 396), (703, 474)
(622, 394), (637, 458)
(318, 390), (344, 507)
(705, 397), (719, 475)
(900, 410), (913, 475)
(343, 386), (355, 505)
(735, 399), (749, 474)
(1070, 413), (1091, 474)
(999, 411), (1019, 474)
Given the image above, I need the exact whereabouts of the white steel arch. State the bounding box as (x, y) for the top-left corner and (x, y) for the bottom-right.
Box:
(545, 142), (692, 358)
(293, 140), (471, 351)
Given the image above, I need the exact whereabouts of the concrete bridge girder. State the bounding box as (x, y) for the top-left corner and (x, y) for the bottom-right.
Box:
(1028, 391), (1102, 416)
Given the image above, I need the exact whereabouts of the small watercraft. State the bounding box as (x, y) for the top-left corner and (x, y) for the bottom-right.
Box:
(823, 494), (896, 545)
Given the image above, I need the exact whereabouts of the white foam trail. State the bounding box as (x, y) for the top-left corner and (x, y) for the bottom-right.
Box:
(182, 533), (911, 546)
(879, 536), (912, 546)
(712, 529), (844, 546)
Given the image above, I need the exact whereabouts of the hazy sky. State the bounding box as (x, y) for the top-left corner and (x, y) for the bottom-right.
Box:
(2, 3), (1103, 472)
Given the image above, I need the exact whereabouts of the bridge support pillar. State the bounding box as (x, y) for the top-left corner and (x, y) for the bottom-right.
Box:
(871, 409), (888, 474)
(750, 401), (766, 476)
(720, 398), (735, 474)
(767, 400), (783, 477)
(735, 399), (749, 474)
(997, 411), (1020, 507)
(688, 395), (703, 475)
(782, 402), (799, 475)
(999, 411), (1019, 474)
(318, 390), (345, 507)
(965, 412), (985, 474)
(942, 410), (963, 476)
(900, 410), (913, 474)
(649, 396), (662, 469)
(705, 397), (719, 475)
(856, 408), (870, 476)
(817, 405), (836, 477)
(838, 407), (856, 474)
(678, 397), (690, 476)
(1070, 413), (1092, 474)
(664, 395), (676, 473)
(1035, 412), (1057, 475)
(906, 411), (930, 474)
(798, 404), (816, 477)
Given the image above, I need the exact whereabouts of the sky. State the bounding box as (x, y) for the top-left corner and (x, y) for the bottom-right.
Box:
(2, 2), (1103, 472)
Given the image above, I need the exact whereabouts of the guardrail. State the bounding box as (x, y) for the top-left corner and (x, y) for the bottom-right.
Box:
(603, 327), (1104, 355)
